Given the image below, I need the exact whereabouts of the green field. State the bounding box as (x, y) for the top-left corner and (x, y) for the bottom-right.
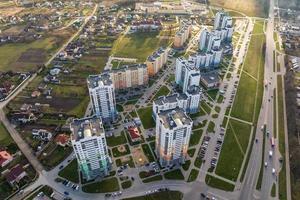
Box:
(111, 32), (171, 62)
(82, 177), (120, 193)
(106, 131), (127, 147)
(205, 175), (235, 191)
(252, 20), (265, 35)
(215, 119), (251, 181)
(231, 33), (265, 123)
(0, 36), (64, 72)
(164, 169), (184, 180)
(58, 159), (79, 183)
(142, 144), (155, 163)
(153, 86), (170, 100)
(0, 122), (13, 147)
(142, 175), (163, 183)
(137, 107), (155, 129)
(187, 169), (199, 182)
(189, 129), (203, 147)
(277, 75), (287, 200)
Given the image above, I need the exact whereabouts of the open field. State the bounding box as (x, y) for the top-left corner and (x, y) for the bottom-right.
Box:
(152, 86), (170, 100)
(0, 31), (72, 72)
(205, 175), (235, 191)
(231, 33), (265, 123)
(0, 122), (13, 147)
(215, 119), (251, 181)
(82, 177), (120, 193)
(209, 0), (269, 17)
(58, 159), (79, 183)
(277, 75), (287, 200)
(111, 32), (171, 62)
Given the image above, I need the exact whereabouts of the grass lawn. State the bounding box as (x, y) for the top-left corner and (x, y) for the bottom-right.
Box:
(192, 120), (207, 130)
(121, 180), (132, 189)
(253, 20), (265, 35)
(189, 129), (203, 147)
(0, 181), (13, 200)
(201, 101), (211, 114)
(182, 160), (191, 171)
(207, 89), (219, 100)
(142, 175), (163, 183)
(231, 34), (265, 123)
(190, 108), (206, 119)
(122, 191), (183, 200)
(111, 32), (171, 62)
(194, 157), (202, 168)
(187, 148), (196, 157)
(256, 125), (266, 190)
(112, 144), (130, 157)
(137, 107), (155, 129)
(217, 95), (224, 103)
(152, 86), (170, 100)
(271, 183), (276, 197)
(164, 169), (184, 180)
(40, 146), (72, 170)
(58, 159), (79, 183)
(277, 75), (287, 200)
(82, 177), (119, 193)
(142, 144), (155, 163)
(207, 121), (215, 133)
(0, 122), (13, 147)
(187, 169), (199, 182)
(215, 119), (251, 181)
(106, 131), (127, 147)
(205, 175), (235, 191)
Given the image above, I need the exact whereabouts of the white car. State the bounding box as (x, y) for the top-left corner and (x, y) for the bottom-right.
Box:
(272, 168), (276, 174)
(269, 150), (273, 158)
(264, 162), (268, 167)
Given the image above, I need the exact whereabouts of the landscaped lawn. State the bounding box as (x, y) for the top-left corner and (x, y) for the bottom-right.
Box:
(58, 159), (79, 183)
(142, 144), (155, 163)
(121, 180), (132, 189)
(40, 146), (73, 170)
(112, 144), (130, 157)
(142, 175), (163, 183)
(187, 148), (196, 157)
(194, 157), (202, 168)
(0, 122), (13, 147)
(207, 89), (219, 100)
(205, 175), (235, 191)
(253, 20), (265, 35)
(189, 129), (203, 147)
(137, 107), (155, 129)
(122, 191), (183, 200)
(111, 32), (171, 62)
(164, 169), (184, 180)
(187, 169), (199, 182)
(207, 121), (215, 133)
(82, 177), (120, 193)
(152, 85), (170, 100)
(106, 131), (127, 147)
(215, 119), (251, 181)
(200, 102), (211, 114)
(182, 160), (191, 171)
(115, 156), (135, 168)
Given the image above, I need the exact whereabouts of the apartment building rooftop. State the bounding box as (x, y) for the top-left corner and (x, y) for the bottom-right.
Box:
(158, 108), (192, 130)
(87, 73), (113, 89)
(154, 93), (188, 106)
(70, 116), (105, 141)
(111, 63), (147, 72)
(186, 85), (202, 95)
(147, 47), (166, 61)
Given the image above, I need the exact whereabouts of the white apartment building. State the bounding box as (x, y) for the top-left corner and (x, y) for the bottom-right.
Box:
(174, 20), (192, 48)
(155, 108), (193, 167)
(152, 85), (202, 119)
(214, 11), (234, 41)
(87, 74), (117, 122)
(70, 116), (111, 181)
(175, 57), (201, 93)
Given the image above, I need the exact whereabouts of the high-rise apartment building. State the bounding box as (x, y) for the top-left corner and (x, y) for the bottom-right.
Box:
(214, 11), (233, 41)
(110, 64), (149, 90)
(146, 47), (169, 76)
(70, 116), (111, 181)
(175, 57), (201, 93)
(87, 74), (117, 122)
(174, 20), (192, 48)
(155, 108), (193, 167)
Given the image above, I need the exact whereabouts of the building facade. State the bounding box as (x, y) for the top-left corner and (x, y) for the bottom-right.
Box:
(155, 108), (193, 167)
(110, 64), (149, 90)
(70, 116), (111, 181)
(174, 20), (192, 48)
(146, 47), (169, 76)
(175, 57), (201, 93)
(87, 74), (117, 122)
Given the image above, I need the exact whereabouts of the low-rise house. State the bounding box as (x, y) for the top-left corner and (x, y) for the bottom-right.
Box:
(5, 164), (27, 185)
(55, 134), (71, 147)
(32, 129), (52, 141)
(0, 151), (13, 167)
(12, 112), (36, 124)
(127, 126), (142, 143)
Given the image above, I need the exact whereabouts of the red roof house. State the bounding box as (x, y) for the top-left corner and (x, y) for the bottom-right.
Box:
(0, 150), (13, 167)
